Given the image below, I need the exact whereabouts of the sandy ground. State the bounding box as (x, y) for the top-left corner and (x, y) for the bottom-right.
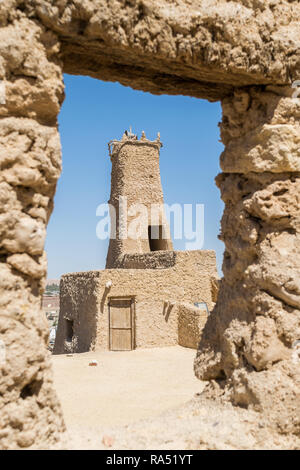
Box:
(51, 346), (204, 432)
(51, 346), (300, 450)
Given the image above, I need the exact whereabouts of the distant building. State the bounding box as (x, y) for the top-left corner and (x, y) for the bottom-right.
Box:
(42, 294), (59, 350)
(54, 131), (218, 354)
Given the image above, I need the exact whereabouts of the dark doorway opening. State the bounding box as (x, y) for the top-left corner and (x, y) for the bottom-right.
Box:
(148, 225), (168, 251)
(65, 319), (74, 342)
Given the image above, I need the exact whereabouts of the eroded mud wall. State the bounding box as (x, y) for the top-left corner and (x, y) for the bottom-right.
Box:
(0, 6), (65, 449)
(195, 87), (300, 436)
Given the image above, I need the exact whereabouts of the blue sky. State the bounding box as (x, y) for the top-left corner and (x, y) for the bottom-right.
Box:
(45, 74), (224, 278)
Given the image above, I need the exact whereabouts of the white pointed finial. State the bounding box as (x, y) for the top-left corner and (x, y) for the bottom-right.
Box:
(141, 130), (146, 140)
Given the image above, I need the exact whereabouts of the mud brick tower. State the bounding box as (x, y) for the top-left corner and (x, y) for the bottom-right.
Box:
(106, 130), (173, 268)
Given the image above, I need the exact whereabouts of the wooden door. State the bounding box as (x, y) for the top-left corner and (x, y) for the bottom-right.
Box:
(109, 298), (135, 351)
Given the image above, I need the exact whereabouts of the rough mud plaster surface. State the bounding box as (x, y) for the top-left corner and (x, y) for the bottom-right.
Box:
(55, 251), (217, 353)
(54, 271), (100, 355)
(195, 88), (300, 438)
(24, 0), (300, 101)
(0, 7), (65, 449)
(120, 251), (177, 269)
(178, 302), (208, 350)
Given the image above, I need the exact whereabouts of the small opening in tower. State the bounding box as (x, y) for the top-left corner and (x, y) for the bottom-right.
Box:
(148, 225), (168, 251)
(65, 319), (74, 342)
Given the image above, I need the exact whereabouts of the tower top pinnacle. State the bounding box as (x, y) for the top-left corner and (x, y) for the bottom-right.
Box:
(108, 130), (162, 158)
